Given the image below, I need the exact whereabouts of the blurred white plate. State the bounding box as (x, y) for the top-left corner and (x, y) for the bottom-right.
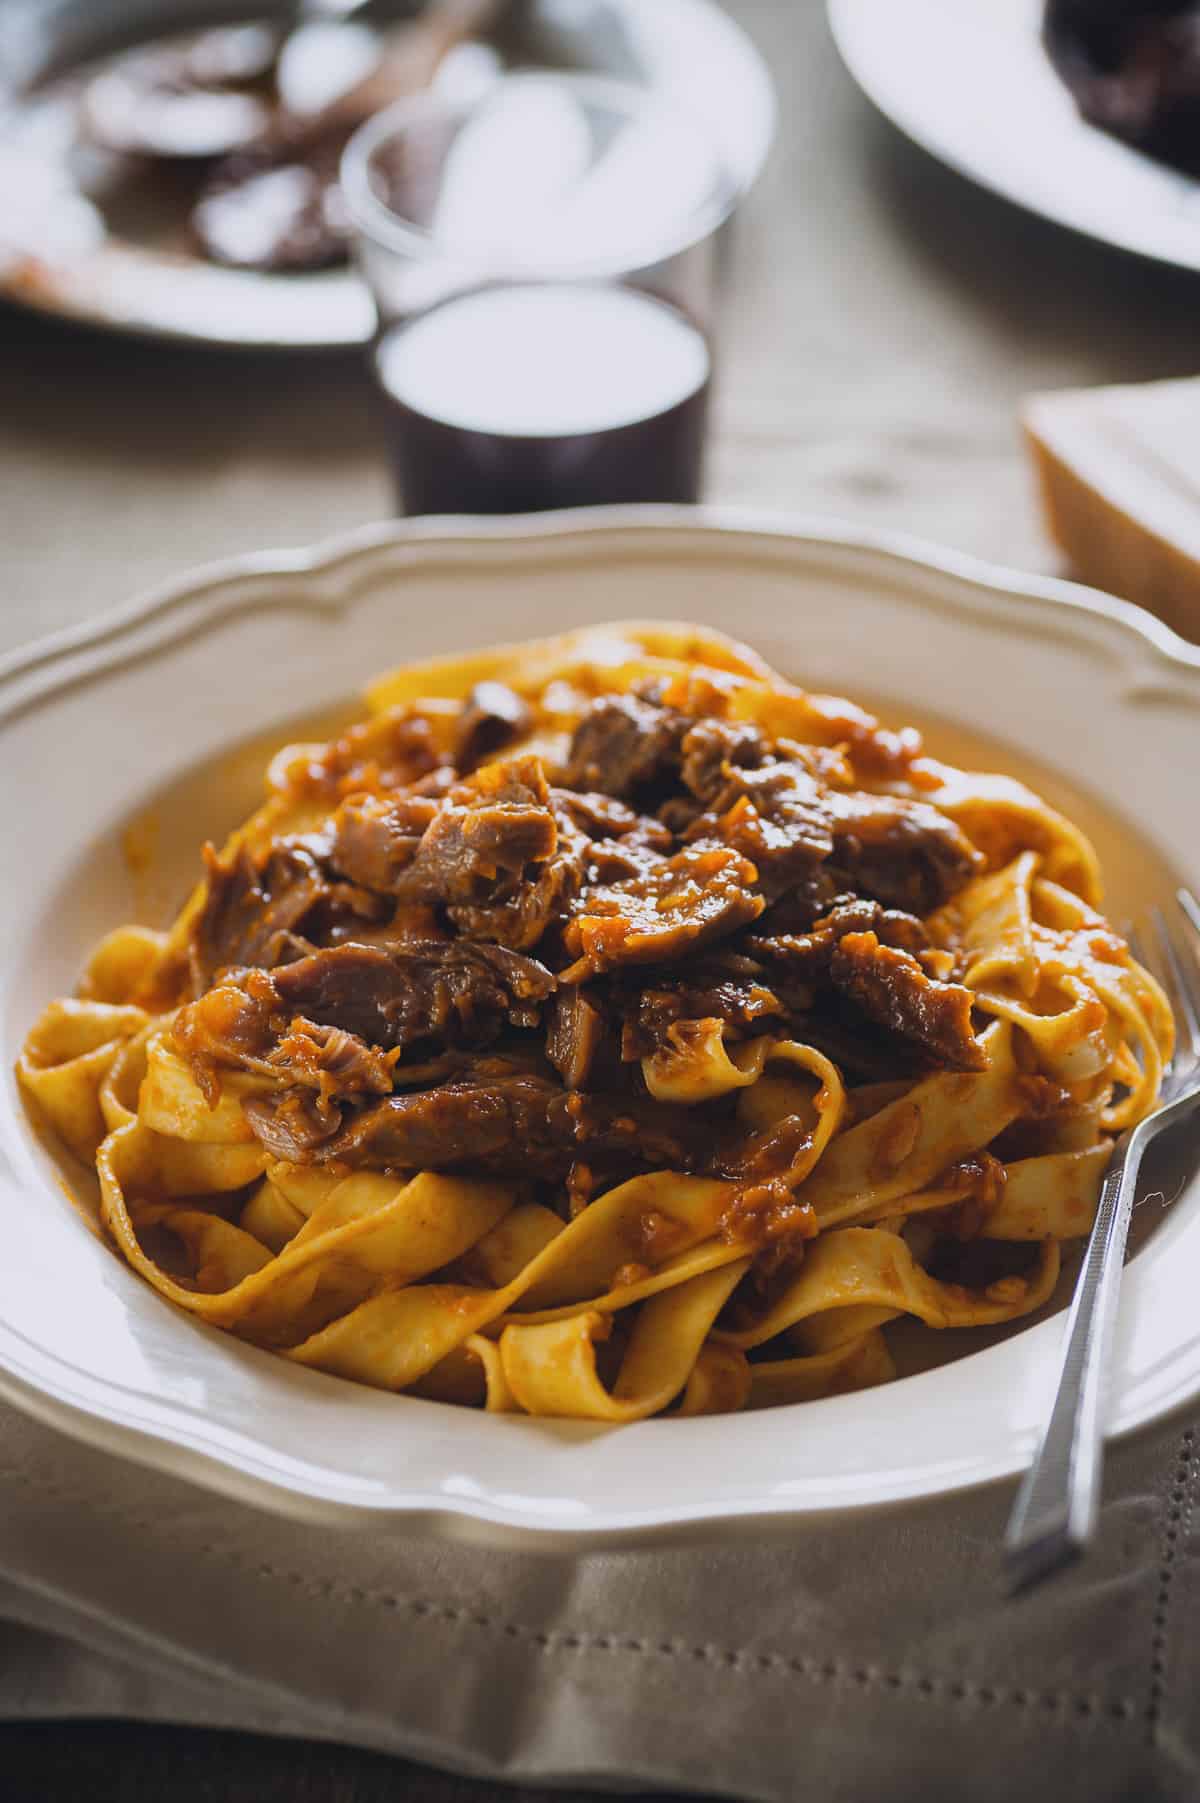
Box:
(0, 0), (775, 349)
(1, 507), (1198, 1544)
(829, 0), (1200, 272)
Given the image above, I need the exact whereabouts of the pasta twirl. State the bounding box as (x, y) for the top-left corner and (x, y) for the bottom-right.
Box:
(18, 621), (1173, 1421)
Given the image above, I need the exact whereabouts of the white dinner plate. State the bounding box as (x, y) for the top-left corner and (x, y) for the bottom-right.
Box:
(829, 0), (1200, 273)
(0, 0), (774, 349)
(2, 507), (1198, 1544)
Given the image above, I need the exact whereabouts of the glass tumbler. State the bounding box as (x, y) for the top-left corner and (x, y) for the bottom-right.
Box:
(340, 73), (735, 516)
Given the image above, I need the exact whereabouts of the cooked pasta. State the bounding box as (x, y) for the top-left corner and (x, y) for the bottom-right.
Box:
(18, 622), (1174, 1419)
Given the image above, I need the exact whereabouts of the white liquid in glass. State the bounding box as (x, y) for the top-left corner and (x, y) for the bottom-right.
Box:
(377, 282), (710, 438)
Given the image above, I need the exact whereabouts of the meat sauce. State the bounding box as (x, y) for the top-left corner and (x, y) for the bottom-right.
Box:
(173, 677), (988, 1263)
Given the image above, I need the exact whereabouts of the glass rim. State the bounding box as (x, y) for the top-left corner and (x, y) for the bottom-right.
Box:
(339, 70), (738, 281)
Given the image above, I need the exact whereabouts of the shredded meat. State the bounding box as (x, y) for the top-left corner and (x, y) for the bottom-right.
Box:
(173, 970), (276, 1096)
(174, 940), (555, 1102)
(269, 1018), (395, 1096)
(268, 940), (555, 1045)
(266, 1070), (703, 1178)
(189, 834), (388, 992)
(178, 656), (998, 1220)
(251, 1020), (400, 1152)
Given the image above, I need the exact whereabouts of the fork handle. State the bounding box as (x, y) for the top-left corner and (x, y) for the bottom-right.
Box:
(1003, 1132), (1145, 1592)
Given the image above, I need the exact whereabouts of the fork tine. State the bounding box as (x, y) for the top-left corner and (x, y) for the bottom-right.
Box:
(1152, 901), (1200, 1069)
(1180, 888), (1200, 939)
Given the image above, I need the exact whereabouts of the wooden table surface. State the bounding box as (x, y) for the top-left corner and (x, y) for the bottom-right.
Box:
(2, 0), (1198, 1796)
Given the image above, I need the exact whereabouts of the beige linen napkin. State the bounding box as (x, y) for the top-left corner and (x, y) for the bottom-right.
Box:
(1, 1391), (1197, 1803)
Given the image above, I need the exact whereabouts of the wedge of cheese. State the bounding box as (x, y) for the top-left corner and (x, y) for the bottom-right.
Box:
(1023, 376), (1200, 643)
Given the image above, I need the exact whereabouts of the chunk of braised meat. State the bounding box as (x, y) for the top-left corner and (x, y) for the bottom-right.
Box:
(270, 940), (554, 1044)
(328, 792), (441, 892)
(707, 762), (834, 857)
(407, 796), (558, 909)
(660, 721), (823, 836)
(753, 870), (844, 935)
(175, 941), (555, 1094)
(546, 989), (606, 1089)
(330, 756), (587, 951)
(775, 1004), (936, 1084)
(562, 694), (690, 800)
(554, 788), (671, 846)
(747, 897), (929, 990)
(381, 758), (560, 906)
(552, 789), (674, 885)
(281, 1069), (706, 1178)
(189, 833), (388, 993)
(455, 682), (532, 772)
(745, 899), (979, 1071)
(827, 791), (981, 913)
(684, 761), (835, 901)
(173, 963), (394, 1124)
(562, 845), (765, 975)
(829, 930), (985, 1071)
(447, 803), (589, 952)
(619, 964), (785, 1060)
(584, 838), (670, 888)
(682, 751), (978, 915)
(562, 703), (767, 836)
(677, 716), (767, 801)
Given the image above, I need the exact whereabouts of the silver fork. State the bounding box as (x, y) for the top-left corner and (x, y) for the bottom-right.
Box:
(1004, 888), (1200, 1593)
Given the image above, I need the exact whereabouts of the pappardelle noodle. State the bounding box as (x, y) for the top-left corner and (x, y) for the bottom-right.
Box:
(19, 622), (1174, 1420)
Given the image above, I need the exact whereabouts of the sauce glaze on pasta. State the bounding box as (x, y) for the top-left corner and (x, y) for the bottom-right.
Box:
(18, 623), (1174, 1419)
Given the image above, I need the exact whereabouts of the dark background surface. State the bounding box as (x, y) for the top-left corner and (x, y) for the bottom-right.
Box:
(0, 1723), (711, 1802)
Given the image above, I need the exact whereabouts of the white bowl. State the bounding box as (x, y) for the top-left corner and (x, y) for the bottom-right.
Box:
(2, 507), (1197, 1544)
